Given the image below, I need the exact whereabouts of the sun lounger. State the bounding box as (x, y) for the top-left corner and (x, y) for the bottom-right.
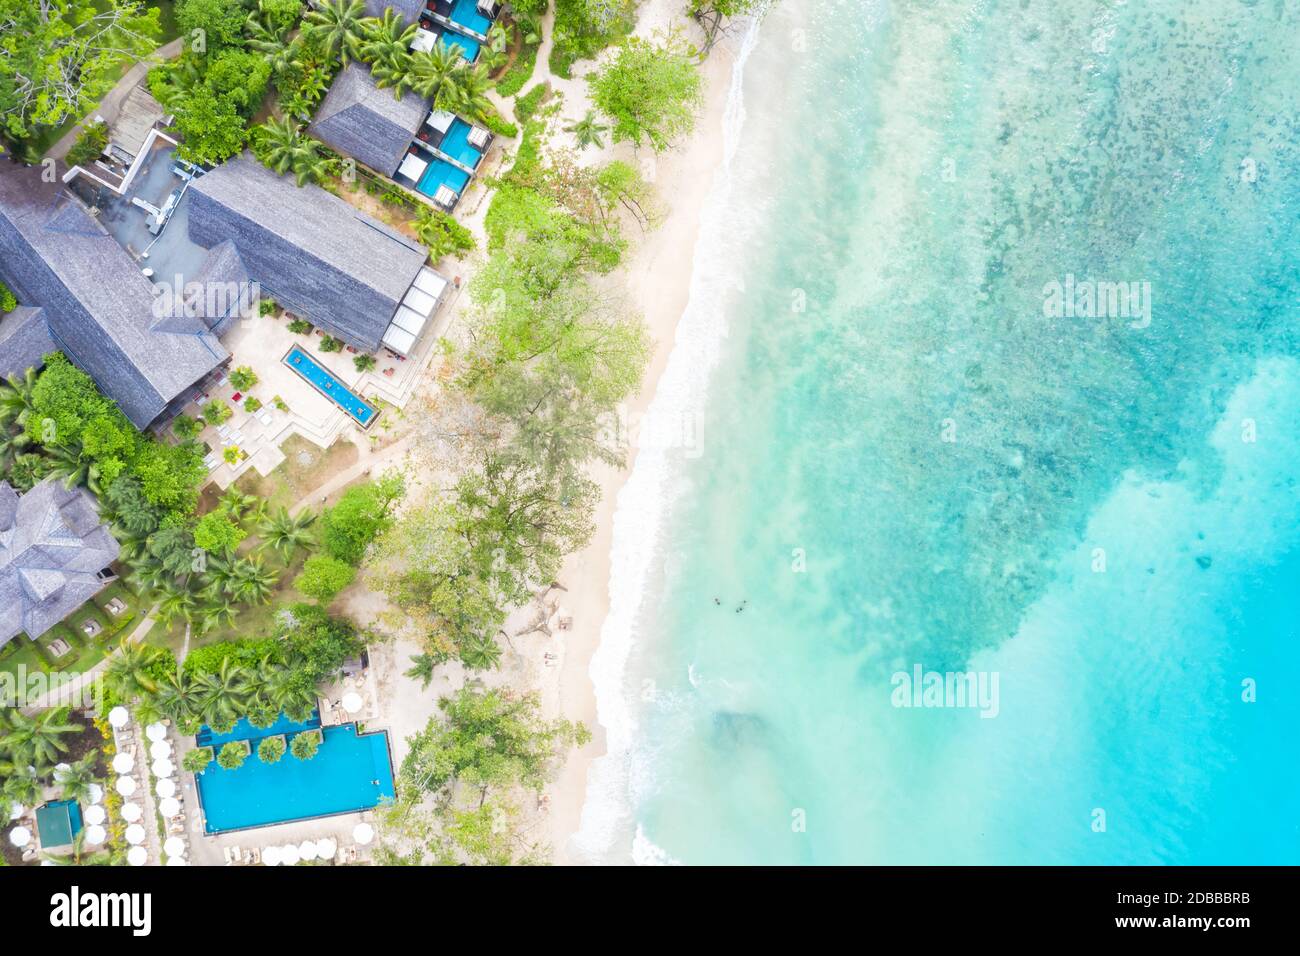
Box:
(467, 126), (490, 150)
(434, 185), (458, 209)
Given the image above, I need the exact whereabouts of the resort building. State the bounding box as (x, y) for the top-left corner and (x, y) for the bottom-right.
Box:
(186, 153), (450, 357)
(62, 85), (176, 196)
(310, 63), (493, 211)
(0, 161), (229, 429)
(0, 477), (121, 650)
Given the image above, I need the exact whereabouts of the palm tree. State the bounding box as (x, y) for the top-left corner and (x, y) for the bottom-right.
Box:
(200, 596), (240, 634)
(264, 659), (318, 721)
(45, 442), (101, 494)
(1, 767), (44, 808)
(228, 556), (279, 605)
(0, 367), (38, 429)
(302, 0), (370, 66)
(439, 63), (493, 123)
(42, 829), (115, 866)
(458, 633), (503, 671)
(193, 659), (250, 728)
(154, 669), (200, 726)
(360, 7), (417, 71)
(54, 752), (99, 803)
(0, 425), (31, 472)
(251, 117), (331, 187)
(2, 707), (80, 769)
(406, 44), (463, 102)
(371, 52), (416, 98)
(256, 506), (317, 561)
(566, 110), (610, 150)
(404, 652), (438, 689)
(155, 581), (199, 630)
(220, 487), (264, 525)
(480, 21), (510, 72)
(104, 639), (166, 701)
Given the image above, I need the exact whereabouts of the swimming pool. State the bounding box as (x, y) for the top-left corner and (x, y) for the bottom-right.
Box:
(194, 715), (396, 833)
(284, 345), (379, 427)
(449, 0), (492, 35)
(436, 118), (484, 170)
(439, 30), (480, 62)
(416, 157), (471, 200)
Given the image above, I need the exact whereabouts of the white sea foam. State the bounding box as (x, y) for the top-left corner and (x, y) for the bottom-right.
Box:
(631, 824), (684, 866)
(571, 16), (769, 864)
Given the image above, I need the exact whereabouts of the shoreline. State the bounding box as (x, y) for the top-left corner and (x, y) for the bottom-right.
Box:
(541, 22), (743, 865)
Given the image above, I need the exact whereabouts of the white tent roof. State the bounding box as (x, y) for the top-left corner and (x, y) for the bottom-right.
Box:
(381, 325), (417, 355)
(414, 267), (449, 298)
(401, 285), (439, 317)
(411, 29), (436, 53)
(397, 152), (428, 182)
(425, 109), (455, 134)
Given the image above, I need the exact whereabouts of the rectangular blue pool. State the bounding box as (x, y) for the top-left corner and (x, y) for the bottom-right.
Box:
(439, 30), (480, 62)
(284, 345), (379, 427)
(195, 717), (396, 833)
(437, 118), (485, 170)
(416, 156), (471, 199)
(449, 0), (492, 35)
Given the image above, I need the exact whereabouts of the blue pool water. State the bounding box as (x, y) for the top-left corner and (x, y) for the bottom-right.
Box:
(197, 711), (319, 749)
(439, 30), (479, 62)
(284, 345), (378, 427)
(437, 119), (484, 170)
(196, 721), (396, 833)
(416, 156), (471, 199)
(449, 0), (492, 36)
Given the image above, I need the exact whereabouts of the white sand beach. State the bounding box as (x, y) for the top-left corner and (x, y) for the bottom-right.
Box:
(534, 14), (743, 864)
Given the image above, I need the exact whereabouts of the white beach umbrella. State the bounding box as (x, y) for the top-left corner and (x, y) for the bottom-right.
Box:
(7, 803), (25, 822)
(152, 757), (175, 778)
(145, 723), (167, 742)
(158, 796), (182, 818)
(341, 691), (363, 714)
(164, 836), (186, 858)
(111, 752), (135, 774)
(150, 740), (173, 760)
(279, 843), (301, 866)
(8, 826), (31, 847)
(124, 824), (146, 845)
(83, 805), (106, 826)
(115, 776), (137, 797)
(262, 845), (282, 867)
(87, 783), (104, 805)
(127, 846), (147, 866)
(155, 778), (176, 799)
(120, 802), (142, 823)
(166, 856), (187, 866)
(298, 840), (318, 861)
(84, 824), (107, 846)
(316, 837), (337, 860)
(352, 822), (374, 845)
(108, 706), (129, 729)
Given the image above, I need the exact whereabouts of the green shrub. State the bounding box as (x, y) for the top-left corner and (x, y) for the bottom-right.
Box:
(354, 354), (377, 372)
(294, 554), (357, 602)
(513, 83), (550, 124)
(481, 112), (518, 139)
(0, 280), (18, 314)
(259, 298), (278, 316)
(243, 396), (262, 413)
(412, 207), (476, 261)
(288, 318), (313, 334)
(495, 41), (539, 98)
(319, 335), (343, 352)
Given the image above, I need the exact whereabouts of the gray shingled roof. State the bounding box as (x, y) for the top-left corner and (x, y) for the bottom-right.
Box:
(186, 154), (430, 351)
(0, 478), (121, 648)
(0, 306), (55, 379)
(309, 63), (429, 176)
(0, 162), (229, 428)
(364, 0), (425, 24)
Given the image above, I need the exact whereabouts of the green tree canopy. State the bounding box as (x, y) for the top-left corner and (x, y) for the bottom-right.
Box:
(589, 31), (703, 151)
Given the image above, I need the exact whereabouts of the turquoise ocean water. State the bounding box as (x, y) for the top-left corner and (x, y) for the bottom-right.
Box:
(575, 0), (1300, 864)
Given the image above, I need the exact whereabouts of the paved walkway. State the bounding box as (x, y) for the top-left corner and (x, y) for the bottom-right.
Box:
(288, 434), (416, 516)
(48, 38), (185, 160)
